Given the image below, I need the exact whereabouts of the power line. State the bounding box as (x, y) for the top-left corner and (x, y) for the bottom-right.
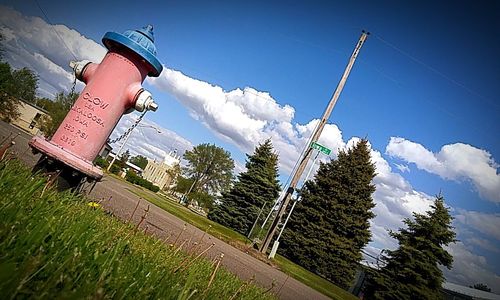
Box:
(33, 0), (78, 61)
(373, 33), (498, 110)
(354, 40), (493, 139)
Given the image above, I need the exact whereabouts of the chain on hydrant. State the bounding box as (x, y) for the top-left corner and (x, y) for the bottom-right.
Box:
(29, 25), (164, 190)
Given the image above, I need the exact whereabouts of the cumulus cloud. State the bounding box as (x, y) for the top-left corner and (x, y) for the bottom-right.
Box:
(465, 237), (500, 254)
(149, 68), (346, 173)
(386, 137), (500, 203)
(110, 113), (193, 163)
(0, 5), (106, 98)
(394, 163), (410, 173)
(455, 209), (500, 240)
(4, 6), (498, 288)
(368, 144), (435, 250)
(443, 242), (500, 293)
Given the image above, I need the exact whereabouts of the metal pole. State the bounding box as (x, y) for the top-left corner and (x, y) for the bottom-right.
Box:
(268, 150), (319, 258)
(260, 31), (369, 253)
(181, 178), (197, 204)
(107, 129), (132, 172)
(248, 201), (267, 238)
(259, 188), (286, 235)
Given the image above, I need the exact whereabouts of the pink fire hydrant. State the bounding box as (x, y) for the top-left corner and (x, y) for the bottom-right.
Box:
(30, 25), (163, 190)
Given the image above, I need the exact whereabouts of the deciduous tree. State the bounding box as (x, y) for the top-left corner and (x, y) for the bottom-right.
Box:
(129, 155), (148, 169)
(0, 62), (20, 122)
(183, 143), (234, 194)
(37, 92), (78, 136)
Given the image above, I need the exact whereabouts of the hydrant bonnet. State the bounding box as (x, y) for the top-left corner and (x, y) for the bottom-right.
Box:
(102, 25), (163, 77)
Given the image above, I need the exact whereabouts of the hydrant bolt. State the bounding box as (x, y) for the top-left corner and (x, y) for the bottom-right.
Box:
(135, 90), (158, 112)
(70, 60), (92, 81)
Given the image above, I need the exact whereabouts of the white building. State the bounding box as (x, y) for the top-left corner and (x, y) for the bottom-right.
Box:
(11, 99), (50, 135)
(142, 151), (180, 190)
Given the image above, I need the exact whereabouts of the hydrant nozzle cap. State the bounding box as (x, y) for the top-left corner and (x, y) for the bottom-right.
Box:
(102, 25), (163, 77)
(137, 25), (155, 42)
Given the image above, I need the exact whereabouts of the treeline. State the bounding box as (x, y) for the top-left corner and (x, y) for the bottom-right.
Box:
(205, 138), (456, 298)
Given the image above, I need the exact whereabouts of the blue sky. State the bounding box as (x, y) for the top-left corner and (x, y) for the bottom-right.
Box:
(1, 0), (499, 291)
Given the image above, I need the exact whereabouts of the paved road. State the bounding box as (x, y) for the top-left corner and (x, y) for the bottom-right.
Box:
(0, 121), (331, 300)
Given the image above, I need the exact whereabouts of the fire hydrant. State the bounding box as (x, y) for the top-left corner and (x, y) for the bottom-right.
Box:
(30, 25), (163, 191)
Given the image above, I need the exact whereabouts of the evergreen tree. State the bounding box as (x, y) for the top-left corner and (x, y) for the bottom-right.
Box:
(471, 283), (491, 292)
(279, 139), (376, 289)
(365, 195), (456, 300)
(208, 139), (281, 235)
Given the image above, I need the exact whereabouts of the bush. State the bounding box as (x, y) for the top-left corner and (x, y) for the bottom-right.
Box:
(94, 156), (109, 168)
(109, 163), (122, 175)
(188, 191), (215, 211)
(125, 170), (160, 192)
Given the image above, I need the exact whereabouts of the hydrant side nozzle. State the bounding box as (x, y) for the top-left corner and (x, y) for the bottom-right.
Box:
(148, 101), (158, 111)
(69, 60), (92, 81)
(135, 90), (159, 112)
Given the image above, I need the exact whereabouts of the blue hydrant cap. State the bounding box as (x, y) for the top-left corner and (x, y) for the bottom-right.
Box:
(102, 25), (163, 77)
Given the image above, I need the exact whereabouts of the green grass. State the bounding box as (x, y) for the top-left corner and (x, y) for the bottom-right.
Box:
(126, 184), (358, 300)
(128, 188), (249, 245)
(0, 160), (274, 300)
(274, 255), (358, 300)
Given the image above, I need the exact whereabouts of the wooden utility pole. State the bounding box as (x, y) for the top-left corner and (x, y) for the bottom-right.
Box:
(259, 31), (369, 253)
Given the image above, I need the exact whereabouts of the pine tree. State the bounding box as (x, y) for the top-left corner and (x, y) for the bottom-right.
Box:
(279, 139), (376, 289)
(365, 195), (456, 300)
(208, 139), (281, 235)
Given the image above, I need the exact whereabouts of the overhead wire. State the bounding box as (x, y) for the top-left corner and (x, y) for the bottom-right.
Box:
(372, 33), (498, 109)
(33, 0), (78, 61)
(350, 34), (494, 138)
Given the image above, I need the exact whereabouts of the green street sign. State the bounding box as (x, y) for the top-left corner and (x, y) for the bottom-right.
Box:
(310, 141), (331, 155)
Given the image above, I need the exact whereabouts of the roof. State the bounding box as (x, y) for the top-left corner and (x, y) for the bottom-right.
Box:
(125, 161), (143, 172)
(18, 98), (50, 115)
(443, 282), (500, 300)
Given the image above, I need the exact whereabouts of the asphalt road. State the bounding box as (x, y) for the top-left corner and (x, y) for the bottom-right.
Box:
(0, 121), (331, 300)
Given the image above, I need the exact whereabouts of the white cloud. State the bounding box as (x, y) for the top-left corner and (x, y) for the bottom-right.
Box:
(149, 67), (346, 174)
(110, 113), (193, 164)
(394, 163), (410, 173)
(0, 5), (106, 98)
(465, 237), (500, 254)
(3, 6), (498, 288)
(386, 137), (500, 203)
(443, 242), (500, 293)
(455, 209), (500, 240)
(368, 146), (435, 249)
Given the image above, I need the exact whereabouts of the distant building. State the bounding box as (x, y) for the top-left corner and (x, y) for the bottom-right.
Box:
(349, 265), (500, 300)
(11, 99), (50, 135)
(442, 282), (500, 300)
(99, 142), (112, 159)
(106, 152), (143, 175)
(142, 151), (180, 190)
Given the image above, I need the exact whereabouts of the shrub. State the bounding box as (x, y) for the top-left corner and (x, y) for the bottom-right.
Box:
(94, 156), (109, 168)
(109, 163), (122, 175)
(125, 170), (160, 192)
